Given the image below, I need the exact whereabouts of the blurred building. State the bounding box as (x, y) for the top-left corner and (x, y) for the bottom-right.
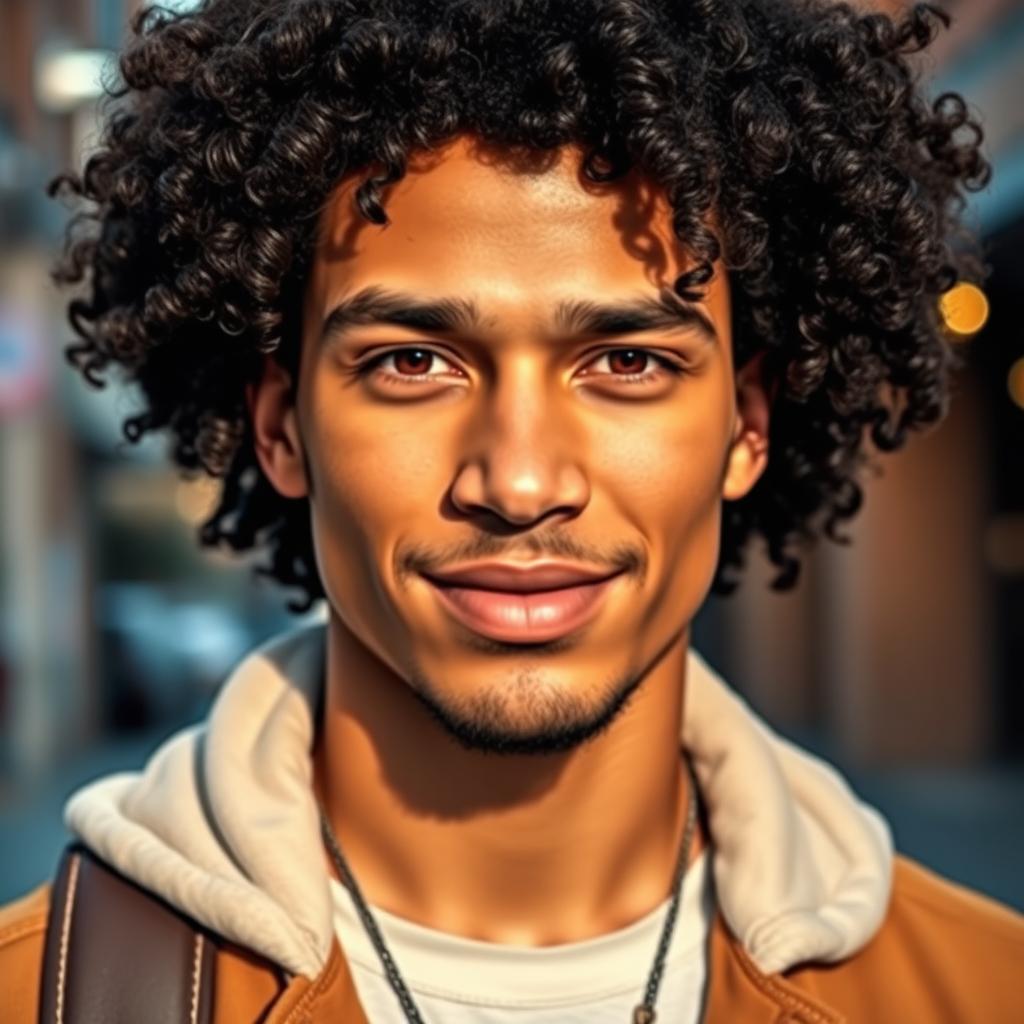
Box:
(0, 0), (302, 786)
(703, 0), (1024, 770)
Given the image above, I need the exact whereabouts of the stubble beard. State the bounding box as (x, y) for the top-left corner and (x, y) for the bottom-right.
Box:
(404, 656), (650, 755)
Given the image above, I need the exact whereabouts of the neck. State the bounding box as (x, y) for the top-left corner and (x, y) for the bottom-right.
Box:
(312, 612), (705, 946)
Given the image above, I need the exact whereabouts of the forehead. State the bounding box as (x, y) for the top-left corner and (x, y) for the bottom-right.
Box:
(305, 135), (713, 330)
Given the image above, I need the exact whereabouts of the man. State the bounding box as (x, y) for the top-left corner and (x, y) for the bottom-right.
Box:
(3, 0), (1021, 1020)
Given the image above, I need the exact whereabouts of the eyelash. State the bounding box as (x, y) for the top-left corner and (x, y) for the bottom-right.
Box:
(356, 347), (684, 389)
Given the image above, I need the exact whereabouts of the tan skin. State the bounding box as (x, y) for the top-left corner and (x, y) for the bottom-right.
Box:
(248, 135), (771, 946)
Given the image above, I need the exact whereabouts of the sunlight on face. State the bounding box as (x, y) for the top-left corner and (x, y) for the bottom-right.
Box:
(277, 135), (759, 752)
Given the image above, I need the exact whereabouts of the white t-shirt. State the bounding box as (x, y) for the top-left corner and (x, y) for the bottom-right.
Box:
(330, 849), (713, 1022)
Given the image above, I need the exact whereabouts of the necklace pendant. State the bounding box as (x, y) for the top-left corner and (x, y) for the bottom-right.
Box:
(633, 1006), (656, 1024)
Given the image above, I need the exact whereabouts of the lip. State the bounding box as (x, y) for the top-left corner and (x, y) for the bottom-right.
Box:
(423, 566), (623, 644)
(422, 560), (621, 592)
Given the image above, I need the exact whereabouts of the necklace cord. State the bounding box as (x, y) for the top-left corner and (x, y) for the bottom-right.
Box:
(319, 751), (701, 1024)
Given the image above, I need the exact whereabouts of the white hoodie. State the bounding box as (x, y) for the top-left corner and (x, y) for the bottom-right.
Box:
(63, 619), (893, 981)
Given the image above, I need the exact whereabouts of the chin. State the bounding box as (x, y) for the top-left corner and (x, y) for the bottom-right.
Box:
(404, 661), (646, 755)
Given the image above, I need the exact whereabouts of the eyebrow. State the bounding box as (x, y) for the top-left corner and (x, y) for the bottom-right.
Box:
(319, 284), (718, 347)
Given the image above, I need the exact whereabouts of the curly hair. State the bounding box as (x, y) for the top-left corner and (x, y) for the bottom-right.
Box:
(49, 0), (990, 611)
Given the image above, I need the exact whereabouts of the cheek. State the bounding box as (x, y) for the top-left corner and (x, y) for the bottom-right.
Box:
(301, 379), (449, 635)
(306, 374), (445, 527)
(591, 383), (732, 528)
(303, 381), (486, 668)
(590, 383), (732, 621)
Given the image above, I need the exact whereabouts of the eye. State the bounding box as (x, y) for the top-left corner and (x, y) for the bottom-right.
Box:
(359, 347), (463, 386)
(355, 345), (684, 390)
(580, 348), (681, 385)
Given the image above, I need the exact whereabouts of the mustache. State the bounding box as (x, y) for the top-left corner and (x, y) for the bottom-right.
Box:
(397, 535), (646, 584)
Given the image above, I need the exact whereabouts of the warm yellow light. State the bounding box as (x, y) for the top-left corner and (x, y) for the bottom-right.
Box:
(939, 282), (989, 338)
(1008, 356), (1024, 411)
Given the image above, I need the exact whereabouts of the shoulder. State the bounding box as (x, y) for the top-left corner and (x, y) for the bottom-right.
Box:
(784, 854), (1024, 1022)
(0, 881), (52, 1022)
(889, 854), (1024, 948)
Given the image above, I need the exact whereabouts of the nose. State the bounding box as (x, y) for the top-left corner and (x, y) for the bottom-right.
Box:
(448, 362), (590, 527)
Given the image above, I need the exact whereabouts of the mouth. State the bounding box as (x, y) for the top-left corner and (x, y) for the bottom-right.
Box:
(421, 571), (623, 644)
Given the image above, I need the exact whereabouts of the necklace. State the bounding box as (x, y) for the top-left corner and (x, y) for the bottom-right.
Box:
(319, 751), (700, 1024)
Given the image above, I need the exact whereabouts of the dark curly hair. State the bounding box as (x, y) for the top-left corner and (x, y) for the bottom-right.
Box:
(49, 0), (990, 611)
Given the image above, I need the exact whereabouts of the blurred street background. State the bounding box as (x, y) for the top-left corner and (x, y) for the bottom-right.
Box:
(1, 0), (1022, 909)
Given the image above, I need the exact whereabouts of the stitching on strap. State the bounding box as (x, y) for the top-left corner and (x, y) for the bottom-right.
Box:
(189, 933), (204, 1024)
(55, 853), (81, 1024)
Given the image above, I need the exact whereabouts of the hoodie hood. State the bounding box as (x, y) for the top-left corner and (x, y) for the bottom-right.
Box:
(64, 619), (893, 980)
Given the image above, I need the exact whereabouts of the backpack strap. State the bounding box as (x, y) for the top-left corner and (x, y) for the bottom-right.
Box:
(39, 843), (216, 1023)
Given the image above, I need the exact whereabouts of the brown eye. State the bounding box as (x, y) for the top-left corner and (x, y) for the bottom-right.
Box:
(582, 348), (678, 385)
(358, 347), (463, 387)
(606, 350), (650, 375)
(392, 349), (434, 375)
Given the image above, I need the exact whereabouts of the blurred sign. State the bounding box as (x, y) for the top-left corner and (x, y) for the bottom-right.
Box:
(0, 307), (48, 416)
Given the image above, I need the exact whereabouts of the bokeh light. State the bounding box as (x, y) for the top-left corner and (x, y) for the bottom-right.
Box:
(1008, 356), (1024, 412)
(939, 282), (990, 339)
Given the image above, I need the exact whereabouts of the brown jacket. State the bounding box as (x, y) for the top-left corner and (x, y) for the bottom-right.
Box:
(3, 852), (1022, 1023)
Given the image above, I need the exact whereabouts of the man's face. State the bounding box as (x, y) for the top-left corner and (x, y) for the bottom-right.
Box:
(251, 135), (768, 754)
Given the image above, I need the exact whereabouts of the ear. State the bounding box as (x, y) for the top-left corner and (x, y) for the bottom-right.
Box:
(245, 353), (309, 499)
(722, 348), (773, 501)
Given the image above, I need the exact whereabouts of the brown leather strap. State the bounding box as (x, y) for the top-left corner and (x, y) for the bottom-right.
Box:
(40, 843), (216, 1024)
